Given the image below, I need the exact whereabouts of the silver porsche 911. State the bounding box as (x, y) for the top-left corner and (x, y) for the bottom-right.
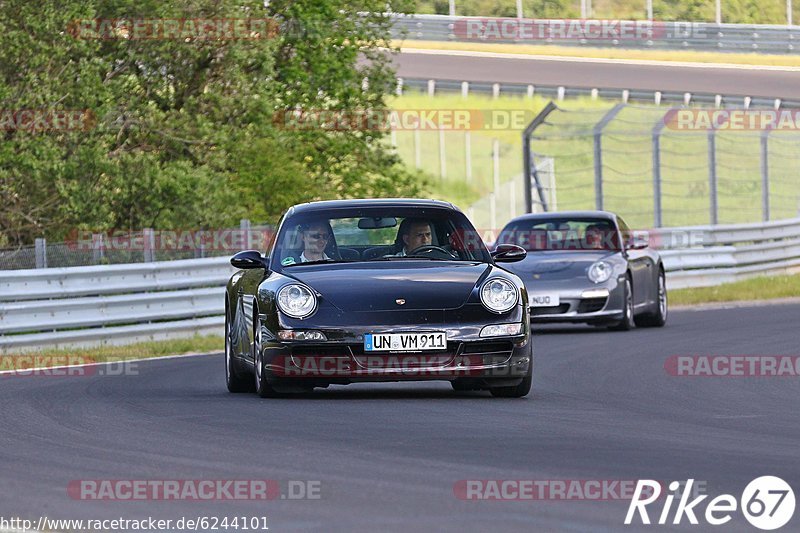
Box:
(495, 211), (667, 330)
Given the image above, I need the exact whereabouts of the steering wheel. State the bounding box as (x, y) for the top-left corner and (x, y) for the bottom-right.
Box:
(406, 245), (459, 260)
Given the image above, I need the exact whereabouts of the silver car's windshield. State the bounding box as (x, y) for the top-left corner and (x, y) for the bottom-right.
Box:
(498, 218), (621, 252)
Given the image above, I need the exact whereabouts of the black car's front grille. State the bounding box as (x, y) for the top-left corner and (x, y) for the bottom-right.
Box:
(577, 297), (608, 314)
(531, 304), (570, 316)
(291, 346), (350, 358)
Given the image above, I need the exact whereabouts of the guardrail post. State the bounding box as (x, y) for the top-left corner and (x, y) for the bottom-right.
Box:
(34, 238), (47, 269)
(760, 126), (772, 221)
(143, 228), (155, 262)
(593, 103), (626, 211)
(652, 113), (667, 227)
(708, 129), (718, 225)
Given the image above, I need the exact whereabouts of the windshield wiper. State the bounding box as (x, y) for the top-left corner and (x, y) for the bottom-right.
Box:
(369, 256), (453, 261)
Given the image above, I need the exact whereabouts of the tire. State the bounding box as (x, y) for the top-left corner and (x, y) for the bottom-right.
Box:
(635, 269), (668, 328)
(608, 277), (635, 331)
(451, 380), (476, 391)
(225, 307), (253, 393)
(489, 346), (533, 398)
(253, 317), (281, 398)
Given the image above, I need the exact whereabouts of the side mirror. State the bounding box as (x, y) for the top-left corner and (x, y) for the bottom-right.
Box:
(231, 250), (268, 270)
(627, 232), (649, 250)
(491, 244), (527, 263)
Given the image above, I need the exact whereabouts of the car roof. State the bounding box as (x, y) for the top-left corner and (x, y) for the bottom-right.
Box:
(504, 210), (618, 226)
(288, 198), (459, 215)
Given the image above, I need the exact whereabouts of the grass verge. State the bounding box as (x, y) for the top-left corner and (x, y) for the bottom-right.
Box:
(399, 40), (800, 68)
(1, 334), (223, 368)
(669, 273), (800, 306)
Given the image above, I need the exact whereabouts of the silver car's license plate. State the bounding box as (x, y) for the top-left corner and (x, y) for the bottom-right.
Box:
(364, 332), (447, 352)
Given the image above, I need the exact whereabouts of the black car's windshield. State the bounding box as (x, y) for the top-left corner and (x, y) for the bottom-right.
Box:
(497, 217), (621, 252)
(272, 207), (491, 267)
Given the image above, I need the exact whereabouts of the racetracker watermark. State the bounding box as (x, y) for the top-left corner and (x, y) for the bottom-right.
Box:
(0, 109), (95, 133)
(665, 355), (800, 377)
(67, 479), (322, 500)
(0, 355), (138, 378)
(271, 354), (522, 378)
(68, 18), (279, 40)
(453, 18), (707, 42)
(664, 109), (800, 131)
(66, 228), (275, 252)
(273, 109), (536, 131)
(454, 480), (665, 501)
(465, 228), (706, 250)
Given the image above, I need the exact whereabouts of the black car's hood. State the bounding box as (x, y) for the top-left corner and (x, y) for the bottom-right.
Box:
(285, 261), (491, 311)
(503, 250), (618, 280)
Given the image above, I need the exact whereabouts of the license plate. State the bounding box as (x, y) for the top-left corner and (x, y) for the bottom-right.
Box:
(530, 294), (560, 307)
(364, 332), (447, 352)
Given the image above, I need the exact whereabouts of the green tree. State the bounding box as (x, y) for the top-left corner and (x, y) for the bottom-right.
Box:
(0, 0), (421, 246)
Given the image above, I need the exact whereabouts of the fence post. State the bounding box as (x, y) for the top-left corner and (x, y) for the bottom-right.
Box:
(760, 126), (772, 221)
(492, 138), (500, 229)
(707, 129), (718, 225)
(240, 219), (252, 249)
(593, 103), (626, 211)
(461, 81), (469, 98)
(464, 131), (472, 182)
(143, 228), (155, 262)
(652, 112), (667, 227)
(34, 238), (47, 269)
(522, 101), (558, 213)
(439, 129), (446, 179)
(414, 129), (421, 169)
(92, 233), (105, 264)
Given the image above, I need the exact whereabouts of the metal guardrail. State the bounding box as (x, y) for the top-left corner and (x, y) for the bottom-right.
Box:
(2, 217), (799, 351)
(400, 77), (800, 109)
(658, 217), (800, 288)
(394, 14), (800, 54)
(0, 257), (233, 351)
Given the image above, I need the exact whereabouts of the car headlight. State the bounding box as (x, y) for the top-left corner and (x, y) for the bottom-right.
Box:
(480, 278), (519, 314)
(277, 284), (317, 319)
(588, 261), (613, 284)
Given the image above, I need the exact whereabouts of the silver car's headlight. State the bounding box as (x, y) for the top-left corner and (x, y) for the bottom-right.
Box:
(480, 278), (519, 313)
(588, 261), (613, 284)
(277, 284), (317, 318)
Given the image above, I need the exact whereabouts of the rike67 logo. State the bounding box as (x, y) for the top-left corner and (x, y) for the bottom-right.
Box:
(626, 477), (795, 530)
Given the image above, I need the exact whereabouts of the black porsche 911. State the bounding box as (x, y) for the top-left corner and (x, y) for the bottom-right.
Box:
(225, 199), (533, 398)
(496, 211), (667, 330)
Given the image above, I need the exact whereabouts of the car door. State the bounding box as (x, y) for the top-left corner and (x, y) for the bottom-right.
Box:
(618, 217), (653, 309)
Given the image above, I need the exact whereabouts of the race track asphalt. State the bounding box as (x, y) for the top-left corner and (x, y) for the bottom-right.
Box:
(394, 49), (800, 99)
(1, 303), (799, 532)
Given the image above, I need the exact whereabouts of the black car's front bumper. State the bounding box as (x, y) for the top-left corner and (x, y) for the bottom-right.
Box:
(261, 334), (532, 388)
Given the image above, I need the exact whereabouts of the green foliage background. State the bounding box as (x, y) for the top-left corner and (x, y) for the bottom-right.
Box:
(416, 0), (795, 24)
(0, 0), (423, 246)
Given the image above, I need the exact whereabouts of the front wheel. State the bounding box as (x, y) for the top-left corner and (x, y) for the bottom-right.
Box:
(489, 347), (533, 398)
(225, 308), (253, 393)
(609, 277), (635, 331)
(635, 270), (668, 327)
(253, 319), (281, 398)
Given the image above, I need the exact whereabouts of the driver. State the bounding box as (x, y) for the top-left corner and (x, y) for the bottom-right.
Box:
(393, 218), (433, 256)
